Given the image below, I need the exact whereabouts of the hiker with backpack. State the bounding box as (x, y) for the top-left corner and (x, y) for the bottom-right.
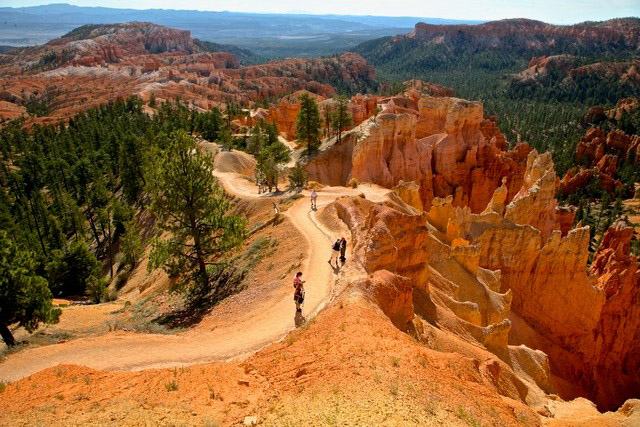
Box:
(293, 271), (305, 313)
(310, 189), (318, 210)
(329, 238), (341, 266)
(339, 237), (347, 264)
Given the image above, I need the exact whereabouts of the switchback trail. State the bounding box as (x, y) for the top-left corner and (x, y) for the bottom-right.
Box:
(0, 171), (390, 383)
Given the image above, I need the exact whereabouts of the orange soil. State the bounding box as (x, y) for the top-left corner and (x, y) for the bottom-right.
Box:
(0, 299), (540, 426)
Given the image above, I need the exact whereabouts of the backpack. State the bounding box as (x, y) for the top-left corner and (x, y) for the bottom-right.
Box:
(332, 241), (340, 251)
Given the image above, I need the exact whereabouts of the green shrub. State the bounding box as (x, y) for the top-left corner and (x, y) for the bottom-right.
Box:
(87, 275), (108, 304)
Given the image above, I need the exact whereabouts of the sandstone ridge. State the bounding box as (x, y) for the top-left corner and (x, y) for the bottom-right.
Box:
(307, 92), (639, 411)
(0, 23), (377, 124)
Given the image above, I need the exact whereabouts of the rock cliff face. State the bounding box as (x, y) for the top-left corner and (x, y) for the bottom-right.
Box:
(306, 95), (530, 213)
(406, 18), (640, 52)
(323, 194), (553, 410)
(311, 90), (639, 410)
(0, 24), (376, 124)
(511, 56), (640, 92)
(434, 154), (640, 411)
(504, 150), (560, 241)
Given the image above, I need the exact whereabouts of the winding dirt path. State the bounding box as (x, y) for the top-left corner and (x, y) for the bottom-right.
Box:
(0, 173), (349, 383)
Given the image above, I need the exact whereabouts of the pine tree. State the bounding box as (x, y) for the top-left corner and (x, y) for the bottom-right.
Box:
(148, 131), (245, 297)
(46, 240), (101, 297)
(0, 231), (61, 346)
(119, 134), (147, 204)
(255, 141), (291, 193)
(287, 162), (309, 192)
(148, 93), (157, 108)
(121, 219), (144, 270)
(323, 105), (332, 138)
(331, 95), (353, 143)
(246, 125), (265, 155)
(220, 127), (234, 152)
(295, 93), (322, 155)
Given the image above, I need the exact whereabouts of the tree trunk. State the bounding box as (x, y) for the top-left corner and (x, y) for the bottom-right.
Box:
(28, 198), (47, 256)
(190, 213), (209, 293)
(88, 216), (101, 247)
(0, 323), (16, 347)
(108, 213), (113, 279)
(197, 252), (208, 294)
(306, 111), (312, 154)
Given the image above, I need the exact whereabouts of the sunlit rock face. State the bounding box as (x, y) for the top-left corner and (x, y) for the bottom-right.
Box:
(306, 95), (531, 213)
(312, 90), (639, 410)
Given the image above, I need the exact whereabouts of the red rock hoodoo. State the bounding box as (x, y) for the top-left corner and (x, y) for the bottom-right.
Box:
(311, 92), (639, 411)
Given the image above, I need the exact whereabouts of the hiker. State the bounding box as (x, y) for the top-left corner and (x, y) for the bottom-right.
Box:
(329, 238), (341, 266)
(310, 189), (318, 210)
(293, 272), (305, 313)
(339, 237), (347, 264)
(293, 271), (304, 288)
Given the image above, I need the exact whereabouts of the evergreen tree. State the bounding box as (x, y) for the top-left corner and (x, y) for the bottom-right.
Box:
(197, 108), (224, 141)
(45, 240), (101, 297)
(255, 141), (291, 192)
(120, 219), (144, 270)
(0, 231), (61, 346)
(287, 162), (309, 192)
(331, 95), (353, 143)
(148, 131), (245, 296)
(295, 93), (322, 155)
(86, 274), (109, 304)
(220, 127), (234, 152)
(246, 125), (265, 155)
(119, 134), (147, 204)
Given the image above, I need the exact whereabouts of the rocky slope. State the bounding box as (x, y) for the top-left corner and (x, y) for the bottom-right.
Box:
(0, 22), (377, 124)
(356, 18), (640, 74)
(559, 98), (640, 197)
(405, 18), (640, 53)
(306, 94), (526, 213)
(305, 92), (640, 411)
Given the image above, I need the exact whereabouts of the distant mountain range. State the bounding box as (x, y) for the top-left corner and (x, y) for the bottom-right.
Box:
(0, 3), (483, 51)
(355, 17), (640, 89)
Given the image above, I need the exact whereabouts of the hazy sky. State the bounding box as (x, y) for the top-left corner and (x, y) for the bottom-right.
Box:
(3, 1), (639, 24)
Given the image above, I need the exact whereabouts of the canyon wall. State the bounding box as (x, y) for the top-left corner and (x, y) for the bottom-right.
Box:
(434, 152), (640, 410)
(306, 96), (530, 213)
(313, 93), (639, 410)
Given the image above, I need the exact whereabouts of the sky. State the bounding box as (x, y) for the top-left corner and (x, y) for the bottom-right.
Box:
(2, 0), (639, 24)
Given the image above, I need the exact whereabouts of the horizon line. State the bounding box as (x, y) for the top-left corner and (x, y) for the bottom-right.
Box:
(3, 2), (638, 26)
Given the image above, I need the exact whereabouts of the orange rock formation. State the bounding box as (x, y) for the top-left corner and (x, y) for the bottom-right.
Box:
(0, 23), (376, 125)
(306, 95), (529, 212)
(432, 153), (639, 410)
(559, 99), (640, 197)
(307, 92), (639, 411)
